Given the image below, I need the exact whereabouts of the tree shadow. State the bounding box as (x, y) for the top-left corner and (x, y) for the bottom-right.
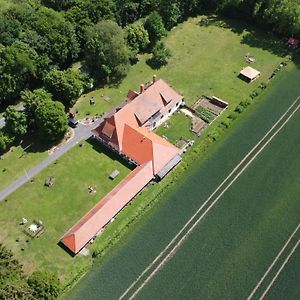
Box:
(199, 14), (300, 67)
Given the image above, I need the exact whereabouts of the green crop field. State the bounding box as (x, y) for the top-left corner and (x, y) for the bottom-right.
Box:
(74, 16), (286, 119)
(68, 64), (300, 299)
(265, 247), (300, 300)
(0, 140), (131, 282)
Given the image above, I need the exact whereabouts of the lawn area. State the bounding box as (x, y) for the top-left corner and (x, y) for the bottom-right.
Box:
(0, 139), (131, 282)
(67, 64), (300, 299)
(0, 144), (47, 191)
(155, 112), (195, 144)
(74, 16), (286, 118)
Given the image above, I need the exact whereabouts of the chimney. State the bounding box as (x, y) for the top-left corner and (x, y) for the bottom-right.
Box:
(153, 74), (157, 83)
(140, 84), (144, 94)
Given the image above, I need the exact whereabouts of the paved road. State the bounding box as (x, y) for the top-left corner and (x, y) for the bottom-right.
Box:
(0, 118), (103, 201)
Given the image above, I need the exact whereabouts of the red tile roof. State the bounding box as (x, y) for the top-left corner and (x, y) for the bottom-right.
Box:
(61, 162), (154, 254)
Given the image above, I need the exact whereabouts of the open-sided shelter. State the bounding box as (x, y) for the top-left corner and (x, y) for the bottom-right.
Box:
(239, 66), (261, 83)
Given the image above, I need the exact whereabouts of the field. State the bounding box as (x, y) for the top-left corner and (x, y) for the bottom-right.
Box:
(68, 64), (300, 299)
(0, 140), (131, 281)
(74, 16), (286, 118)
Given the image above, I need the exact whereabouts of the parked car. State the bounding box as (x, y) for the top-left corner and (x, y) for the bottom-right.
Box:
(68, 118), (78, 128)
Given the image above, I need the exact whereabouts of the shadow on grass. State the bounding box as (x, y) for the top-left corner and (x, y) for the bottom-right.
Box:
(201, 14), (300, 66)
(57, 241), (75, 257)
(86, 137), (135, 171)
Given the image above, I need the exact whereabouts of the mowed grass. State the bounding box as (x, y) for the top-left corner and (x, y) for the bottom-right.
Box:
(68, 65), (300, 299)
(0, 140), (131, 281)
(155, 112), (195, 144)
(74, 16), (285, 118)
(0, 145), (47, 191)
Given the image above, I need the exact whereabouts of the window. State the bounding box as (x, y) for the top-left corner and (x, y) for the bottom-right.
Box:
(168, 109), (172, 113)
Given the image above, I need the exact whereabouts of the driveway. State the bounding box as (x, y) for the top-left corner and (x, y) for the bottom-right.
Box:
(0, 118), (103, 201)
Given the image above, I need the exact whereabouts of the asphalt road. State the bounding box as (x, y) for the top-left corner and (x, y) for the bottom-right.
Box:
(0, 118), (103, 202)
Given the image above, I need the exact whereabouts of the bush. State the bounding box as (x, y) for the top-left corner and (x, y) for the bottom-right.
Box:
(250, 89), (259, 99)
(147, 42), (171, 69)
(228, 112), (239, 120)
(220, 119), (231, 128)
(28, 270), (60, 300)
(235, 105), (244, 114)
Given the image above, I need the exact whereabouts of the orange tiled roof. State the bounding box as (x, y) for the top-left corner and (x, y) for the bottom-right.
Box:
(61, 162), (154, 254)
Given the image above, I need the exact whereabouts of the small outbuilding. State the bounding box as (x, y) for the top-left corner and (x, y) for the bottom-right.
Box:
(109, 170), (120, 180)
(239, 66), (261, 83)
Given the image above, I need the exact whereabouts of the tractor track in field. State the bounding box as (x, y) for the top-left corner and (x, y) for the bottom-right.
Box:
(119, 97), (300, 300)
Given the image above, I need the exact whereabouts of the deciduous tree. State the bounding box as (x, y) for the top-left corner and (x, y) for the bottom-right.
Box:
(84, 20), (129, 82)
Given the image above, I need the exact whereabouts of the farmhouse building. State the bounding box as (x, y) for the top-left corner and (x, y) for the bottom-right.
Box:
(61, 76), (184, 254)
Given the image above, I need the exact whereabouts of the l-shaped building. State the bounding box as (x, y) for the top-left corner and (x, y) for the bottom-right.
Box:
(61, 76), (184, 254)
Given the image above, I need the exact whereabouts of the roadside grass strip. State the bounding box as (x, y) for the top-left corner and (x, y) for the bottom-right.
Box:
(119, 97), (300, 300)
(247, 223), (300, 300)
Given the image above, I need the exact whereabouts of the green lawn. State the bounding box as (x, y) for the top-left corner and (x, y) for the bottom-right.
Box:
(0, 139), (131, 282)
(0, 144), (47, 191)
(155, 112), (195, 144)
(74, 16), (286, 119)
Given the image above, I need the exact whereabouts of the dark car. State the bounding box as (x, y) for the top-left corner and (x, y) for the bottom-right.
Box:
(68, 118), (78, 128)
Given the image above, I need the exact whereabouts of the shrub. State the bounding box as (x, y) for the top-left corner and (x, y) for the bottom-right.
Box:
(147, 42), (171, 68)
(228, 111), (239, 120)
(235, 105), (244, 114)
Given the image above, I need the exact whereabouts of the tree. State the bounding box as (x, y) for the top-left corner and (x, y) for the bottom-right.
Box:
(44, 69), (89, 107)
(0, 15), (22, 46)
(19, 6), (79, 66)
(22, 88), (53, 128)
(0, 132), (10, 154)
(144, 11), (166, 44)
(34, 98), (68, 142)
(42, 0), (75, 11)
(4, 106), (28, 137)
(116, 1), (140, 26)
(0, 41), (39, 105)
(125, 23), (150, 55)
(84, 20), (129, 82)
(0, 283), (35, 300)
(148, 42), (171, 68)
(28, 270), (60, 300)
(160, 0), (181, 30)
